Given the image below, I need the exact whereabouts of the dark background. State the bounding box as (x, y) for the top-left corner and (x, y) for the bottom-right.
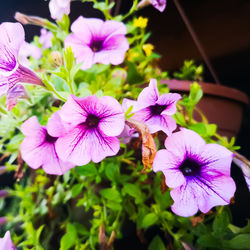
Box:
(0, 0), (249, 230)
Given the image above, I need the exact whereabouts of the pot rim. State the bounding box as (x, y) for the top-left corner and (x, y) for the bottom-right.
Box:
(161, 79), (249, 105)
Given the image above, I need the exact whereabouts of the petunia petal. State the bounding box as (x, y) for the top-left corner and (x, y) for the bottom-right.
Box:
(101, 20), (127, 38)
(98, 96), (125, 136)
(153, 149), (186, 188)
(195, 175), (236, 213)
(200, 143), (233, 176)
(170, 182), (199, 217)
(41, 143), (74, 175)
(145, 114), (177, 135)
(164, 129), (206, 158)
(136, 78), (159, 110)
(58, 95), (88, 126)
(157, 93), (181, 116)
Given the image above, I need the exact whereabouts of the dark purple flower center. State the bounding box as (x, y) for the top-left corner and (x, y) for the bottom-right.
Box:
(149, 104), (167, 116)
(90, 39), (103, 52)
(180, 157), (201, 177)
(45, 132), (58, 144)
(86, 114), (100, 128)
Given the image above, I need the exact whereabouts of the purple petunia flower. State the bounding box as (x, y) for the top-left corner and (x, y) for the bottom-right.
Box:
(39, 29), (53, 49)
(0, 22), (43, 109)
(49, 0), (71, 20)
(65, 16), (129, 70)
(21, 116), (74, 175)
(0, 231), (15, 250)
(132, 79), (181, 135)
(150, 0), (166, 12)
(138, 0), (166, 12)
(153, 128), (236, 217)
(47, 95), (125, 166)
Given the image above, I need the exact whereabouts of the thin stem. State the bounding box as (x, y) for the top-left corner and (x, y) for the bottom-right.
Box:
(121, 0), (139, 21)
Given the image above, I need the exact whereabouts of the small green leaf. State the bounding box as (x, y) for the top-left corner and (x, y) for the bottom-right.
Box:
(105, 163), (120, 182)
(148, 235), (165, 250)
(100, 188), (122, 203)
(141, 213), (159, 228)
(60, 223), (77, 250)
(223, 234), (250, 249)
(122, 183), (144, 203)
(71, 183), (84, 198)
(213, 208), (230, 237)
(76, 163), (98, 177)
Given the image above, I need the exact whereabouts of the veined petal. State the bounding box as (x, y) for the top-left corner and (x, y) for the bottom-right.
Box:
(0, 22), (25, 54)
(0, 75), (8, 96)
(157, 93), (181, 116)
(153, 149), (185, 188)
(144, 114), (177, 135)
(98, 96), (125, 136)
(137, 78), (159, 110)
(194, 175), (236, 213)
(164, 129), (206, 157)
(95, 35), (129, 65)
(6, 84), (28, 110)
(57, 95), (88, 126)
(151, 0), (166, 12)
(41, 143), (74, 175)
(200, 143), (233, 176)
(170, 182), (199, 217)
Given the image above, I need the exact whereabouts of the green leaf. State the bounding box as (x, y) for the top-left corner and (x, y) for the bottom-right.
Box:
(189, 123), (207, 136)
(223, 234), (250, 249)
(100, 188), (122, 203)
(141, 213), (159, 228)
(60, 223), (77, 250)
(148, 235), (165, 250)
(64, 46), (74, 72)
(76, 163), (98, 177)
(122, 183), (144, 204)
(71, 183), (84, 198)
(105, 163), (120, 182)
(197, 234), (222, 248)
(213, 208), (230, 237)
(127, 62), (144, 84)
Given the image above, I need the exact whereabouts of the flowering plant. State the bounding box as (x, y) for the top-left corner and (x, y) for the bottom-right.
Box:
(0, 0), (249, 249)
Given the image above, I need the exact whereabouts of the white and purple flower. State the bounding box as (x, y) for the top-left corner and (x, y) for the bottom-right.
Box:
(132, 79), (181, 135)
(21, 116), (74, 175)
(49, 0), (71, 20)
(65, 16), (129, 70)
(0, 22), (43, 110)
(153, 128), (236, 217)
(47, 95), (125, 166)
(0, 231), (15, 250)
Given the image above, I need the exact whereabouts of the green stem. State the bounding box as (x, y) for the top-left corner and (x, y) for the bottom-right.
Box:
(121, 0), (139, 21)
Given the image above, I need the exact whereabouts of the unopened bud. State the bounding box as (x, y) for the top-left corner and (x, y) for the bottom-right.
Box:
(14, 12), (57, 31)
(0, 217), (7, 226)
(51, 51), (63, 67)
(0, 166), (6, 175)
(15, 12), (47, 26)
(0, 190), (9, 198)
(137, 0), (151, 10)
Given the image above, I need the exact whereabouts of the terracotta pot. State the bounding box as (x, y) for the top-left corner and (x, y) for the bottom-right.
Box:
(161, 79), (249, 138)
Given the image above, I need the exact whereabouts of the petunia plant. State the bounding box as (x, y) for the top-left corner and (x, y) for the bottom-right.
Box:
(0, 0), (249, 249)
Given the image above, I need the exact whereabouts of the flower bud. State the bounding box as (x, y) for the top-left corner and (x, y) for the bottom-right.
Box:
(0, 190), (9, 199)
(15, 12), (47, 26)
(0, 217), (7, 226)
(51, 51), (63, 67)
(0, 166), (6, 175)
